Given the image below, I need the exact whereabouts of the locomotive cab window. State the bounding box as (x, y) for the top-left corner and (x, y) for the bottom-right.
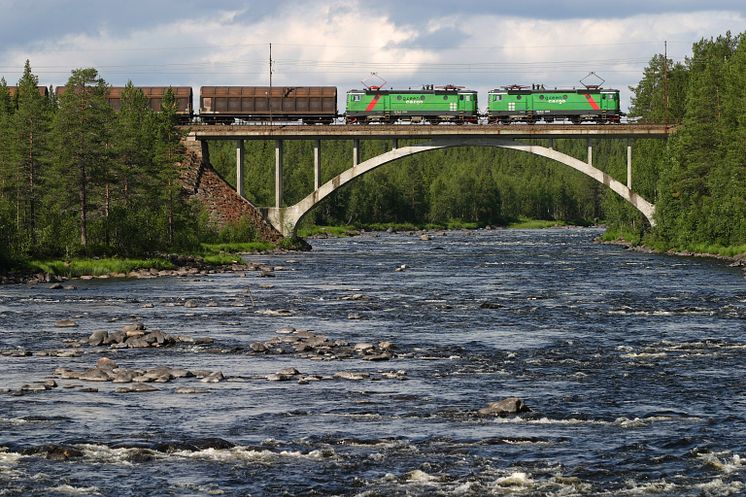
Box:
(353, 95), (361, 102)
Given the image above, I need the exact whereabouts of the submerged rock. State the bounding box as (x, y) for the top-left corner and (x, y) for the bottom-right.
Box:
(175, 387), (207, 394)
(116, 383), (159, 393)
(54, 319), (78, 328)
(200, 371), (225, 383)
(334, 371), (369, 381)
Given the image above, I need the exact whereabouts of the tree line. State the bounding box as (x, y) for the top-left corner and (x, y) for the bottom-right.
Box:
(0, 62), (208, 268)
(601, 31), (745, 250)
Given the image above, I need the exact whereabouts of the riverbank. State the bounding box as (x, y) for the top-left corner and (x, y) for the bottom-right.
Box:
(298, 219), (570, 238)
(597, 229), (746, 271)
(0, 241), (278, 285)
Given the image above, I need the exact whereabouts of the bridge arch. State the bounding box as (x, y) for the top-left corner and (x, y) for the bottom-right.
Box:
(266, 138), (655, 236)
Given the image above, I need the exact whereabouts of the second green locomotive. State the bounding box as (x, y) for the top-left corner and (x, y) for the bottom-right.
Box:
(486, 85), (621, 124)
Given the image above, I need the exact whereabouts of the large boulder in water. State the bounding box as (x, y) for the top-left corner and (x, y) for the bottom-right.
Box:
(478, 397), (531, 416)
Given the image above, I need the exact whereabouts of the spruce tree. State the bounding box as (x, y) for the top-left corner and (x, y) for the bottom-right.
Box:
(0, 78), (15, 263)
(154, 87), (186, 247)
(13, 60), (50, 251)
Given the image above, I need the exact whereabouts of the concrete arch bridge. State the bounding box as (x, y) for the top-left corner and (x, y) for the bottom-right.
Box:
(183, 124), (672, 239)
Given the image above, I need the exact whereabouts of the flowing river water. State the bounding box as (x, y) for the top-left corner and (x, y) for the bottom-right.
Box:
(1, 228), (745, 496)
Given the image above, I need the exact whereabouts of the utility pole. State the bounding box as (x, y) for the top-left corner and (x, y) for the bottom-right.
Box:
(663, 40), (669, 127)
(269, 42), (273, 127)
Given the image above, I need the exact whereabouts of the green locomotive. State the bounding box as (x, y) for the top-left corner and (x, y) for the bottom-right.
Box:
(345, 84), (478, 124)
(487, 85), (621, 124)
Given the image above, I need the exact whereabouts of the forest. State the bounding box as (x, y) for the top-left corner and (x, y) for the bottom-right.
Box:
(0, 63), (208, 269)
(1, 31), (745, 270)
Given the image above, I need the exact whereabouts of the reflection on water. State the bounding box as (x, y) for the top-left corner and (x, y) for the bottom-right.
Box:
(1, 228), (745, 496)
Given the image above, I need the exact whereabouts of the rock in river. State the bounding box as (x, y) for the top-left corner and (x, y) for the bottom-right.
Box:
(54, 319), (78, 328)
(478, 397), (531, 417)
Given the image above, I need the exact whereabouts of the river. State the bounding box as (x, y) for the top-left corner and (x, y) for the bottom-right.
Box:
(1, 228), (745, 496)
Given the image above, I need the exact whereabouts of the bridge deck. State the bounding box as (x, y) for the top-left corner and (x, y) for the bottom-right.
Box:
(185, 124), (673, 140)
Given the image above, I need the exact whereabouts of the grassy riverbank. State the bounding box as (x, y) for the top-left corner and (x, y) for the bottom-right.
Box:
(600, 229), (746, 260)
(5, 241), (278, 279)
(298, 218), (569, 238)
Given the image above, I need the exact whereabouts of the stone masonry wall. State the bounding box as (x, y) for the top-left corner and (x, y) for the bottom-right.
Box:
(179, 138), (283, 243)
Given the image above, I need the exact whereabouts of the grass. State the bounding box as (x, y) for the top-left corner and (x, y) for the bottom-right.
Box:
(506, 218), (567, 229)
(27, 258), (175, 277)
(599, 228), (644, 245)
(200, 241), (275, 254)
(676, 243), (746, 258)
(600, 229), (746, 259)
(15, 239), (280, 279)
(297, 225), (359, 237)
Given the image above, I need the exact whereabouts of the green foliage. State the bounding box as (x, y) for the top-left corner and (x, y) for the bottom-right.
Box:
(201, 241), (275, 253)
(651, 33), (746, 250)
(214, 216), (258, 243)
(27, 257), (174, 277)
(507, 218), (567, 229)
(297, 224), (359, 238)
(0, 63), (211, 263)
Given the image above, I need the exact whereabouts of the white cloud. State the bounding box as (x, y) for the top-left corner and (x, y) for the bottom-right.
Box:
(0, 1), (744, 112)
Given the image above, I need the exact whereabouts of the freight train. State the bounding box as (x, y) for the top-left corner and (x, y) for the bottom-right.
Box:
(7, 81), (622, 124)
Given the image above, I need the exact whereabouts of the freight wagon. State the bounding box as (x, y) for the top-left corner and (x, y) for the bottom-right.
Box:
(487, 86), (621, 124)
(345, 85), (479, 124)
(54, 86), (193, 116)
(5, 86), (49, 98)
(199, 86), (337, 124)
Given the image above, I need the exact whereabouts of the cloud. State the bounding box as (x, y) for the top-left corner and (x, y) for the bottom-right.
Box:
(0, 0), (744, 111)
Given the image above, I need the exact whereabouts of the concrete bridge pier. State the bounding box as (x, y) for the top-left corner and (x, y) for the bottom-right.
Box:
(314, 140), (321, 190)
(236, 140), (244, 198)
(353, 139), (360, 166)
(627, 141), (633, 189)
(275, 140), (283, 209)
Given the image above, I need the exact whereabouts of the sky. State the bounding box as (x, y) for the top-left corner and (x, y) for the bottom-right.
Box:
(0, 0), (744, 112)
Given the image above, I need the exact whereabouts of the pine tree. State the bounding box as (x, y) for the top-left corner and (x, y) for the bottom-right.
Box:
(52, 68), (113, 252)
